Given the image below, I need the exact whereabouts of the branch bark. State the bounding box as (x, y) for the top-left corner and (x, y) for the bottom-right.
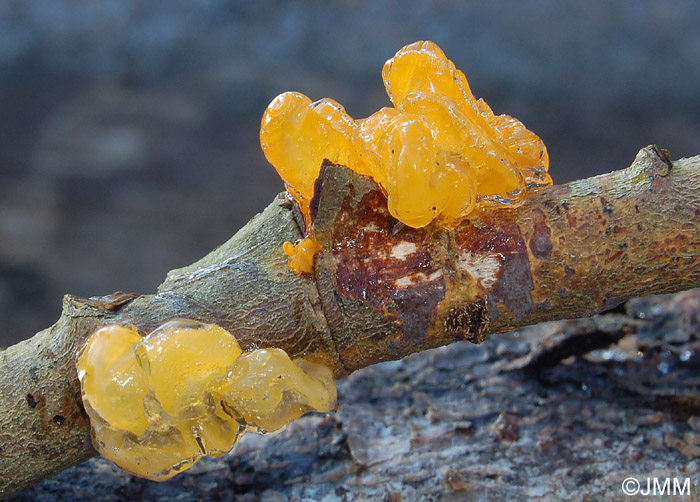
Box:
(1, 145), (699, 497)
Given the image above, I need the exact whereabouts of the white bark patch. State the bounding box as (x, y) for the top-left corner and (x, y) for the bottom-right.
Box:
(395, 270), (444, 289)
(456, 252), (501, 289)
(390, 241), (418, 260)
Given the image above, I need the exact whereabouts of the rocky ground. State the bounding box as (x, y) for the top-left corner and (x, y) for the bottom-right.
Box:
(8, 289), (700, 501)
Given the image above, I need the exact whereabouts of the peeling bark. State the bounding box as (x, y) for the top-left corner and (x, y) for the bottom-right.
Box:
(1, 146), (700, 497)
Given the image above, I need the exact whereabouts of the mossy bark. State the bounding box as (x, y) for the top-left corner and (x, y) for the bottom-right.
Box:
(1, 146), (699, 497)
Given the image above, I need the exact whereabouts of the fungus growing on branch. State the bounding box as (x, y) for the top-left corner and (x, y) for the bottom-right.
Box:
(261, 40), (551, 269)
(7, 41), (691, 496)
(76, 320), (336, 480)
(283, 237), (323, 275)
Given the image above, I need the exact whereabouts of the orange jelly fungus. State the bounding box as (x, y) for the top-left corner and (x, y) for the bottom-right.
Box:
(283, 237), (323, 275)
(77, 320), (336, 481)
(260, 40), (551, 231)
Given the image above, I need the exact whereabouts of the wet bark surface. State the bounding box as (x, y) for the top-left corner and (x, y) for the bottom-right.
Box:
(10, 289), (700, 502)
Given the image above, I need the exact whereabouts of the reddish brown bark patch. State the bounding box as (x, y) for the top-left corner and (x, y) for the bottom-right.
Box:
(529, 208), (553, 260)
(454, 212), (534, 320)
(490, 253), (534, 320)
(393, 279), (446, 345)
(330, 187), (445, 346)
(454, 212), (525, 255)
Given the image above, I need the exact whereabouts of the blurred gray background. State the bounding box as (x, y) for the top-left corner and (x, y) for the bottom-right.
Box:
(1, 0), (699, 346)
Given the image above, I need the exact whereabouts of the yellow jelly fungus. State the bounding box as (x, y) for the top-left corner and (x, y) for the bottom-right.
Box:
(260, 92), (368, 218)
(282, 237), (322, 275)
(76, 319), (336, 481)
(260, 40), (551, 230)
(77, 324), (149, 435)
(382, 40), (474, 111)
(138, 320), (242, 416)
(211, 348), (337, 433)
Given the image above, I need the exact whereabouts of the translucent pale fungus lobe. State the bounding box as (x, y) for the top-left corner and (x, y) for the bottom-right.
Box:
(77, 320), (336, 481)
(211, 348), (337, 433)
(260, 40), (551, 233)
(77, 325), (149, 435)
(138, 320), (242, 416)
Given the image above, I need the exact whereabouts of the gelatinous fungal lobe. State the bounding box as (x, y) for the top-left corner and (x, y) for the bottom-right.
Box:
(283, 237), (323, 275)
(260, 39), (551, 237)
(77, 320), (336, 481)
(260, 92), (364, 219)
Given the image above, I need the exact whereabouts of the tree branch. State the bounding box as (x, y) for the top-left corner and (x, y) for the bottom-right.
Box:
(1, 146), (699, 497)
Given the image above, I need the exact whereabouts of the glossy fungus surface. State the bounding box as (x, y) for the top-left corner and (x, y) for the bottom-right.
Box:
(260, 40), (551, 232)
(77, 320), (336, 480)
